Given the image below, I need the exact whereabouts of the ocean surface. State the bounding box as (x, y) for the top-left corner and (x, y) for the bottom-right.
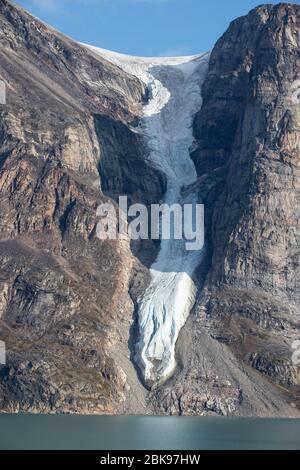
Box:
(0, 415), (300, 450)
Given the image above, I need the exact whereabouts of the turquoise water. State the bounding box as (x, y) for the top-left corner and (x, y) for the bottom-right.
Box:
(0, 415), (300, 450)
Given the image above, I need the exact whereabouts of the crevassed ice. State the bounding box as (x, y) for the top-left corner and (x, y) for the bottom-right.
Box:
(84, 44), (209, 387)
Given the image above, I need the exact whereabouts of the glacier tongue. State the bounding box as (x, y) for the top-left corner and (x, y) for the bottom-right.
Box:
(84, 44), (209, 387)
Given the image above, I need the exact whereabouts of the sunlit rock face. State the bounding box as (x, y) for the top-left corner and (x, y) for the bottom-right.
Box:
(0, 0), (164, 414)
(192, 3), (300, 393)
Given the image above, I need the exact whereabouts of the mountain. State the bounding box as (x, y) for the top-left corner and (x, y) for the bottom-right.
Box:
(0, 0), (299, 416)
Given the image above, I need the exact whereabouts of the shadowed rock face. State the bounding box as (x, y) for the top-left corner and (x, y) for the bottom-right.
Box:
(0, 0), (299, 416)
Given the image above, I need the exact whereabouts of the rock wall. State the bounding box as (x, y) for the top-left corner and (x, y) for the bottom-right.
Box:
(0, 0), (163, 413)
(192, 3), (300, 390)
(0, 0), (299, 415)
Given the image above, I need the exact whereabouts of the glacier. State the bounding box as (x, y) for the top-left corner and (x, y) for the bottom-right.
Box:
(84, 44), (209, 387)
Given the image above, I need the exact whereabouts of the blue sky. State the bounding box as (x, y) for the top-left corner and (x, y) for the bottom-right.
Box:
(15, 0), (300, 56)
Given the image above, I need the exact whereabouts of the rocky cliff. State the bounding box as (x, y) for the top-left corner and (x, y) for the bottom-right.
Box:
(198, 1), (300, 385)
(0, 0), (163, 413)
(0, 0), (299, 416)
(164, 2), (300, 416)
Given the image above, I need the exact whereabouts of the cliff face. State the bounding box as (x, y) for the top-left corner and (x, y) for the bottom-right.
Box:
(0, 0), (163, 413)
(191, 3), (300, 393)
(149, 3), (300, 417)
(0, 0), (299, 416)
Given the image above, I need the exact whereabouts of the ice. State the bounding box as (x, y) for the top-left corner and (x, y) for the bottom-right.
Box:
(83, 44), (210, 387)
